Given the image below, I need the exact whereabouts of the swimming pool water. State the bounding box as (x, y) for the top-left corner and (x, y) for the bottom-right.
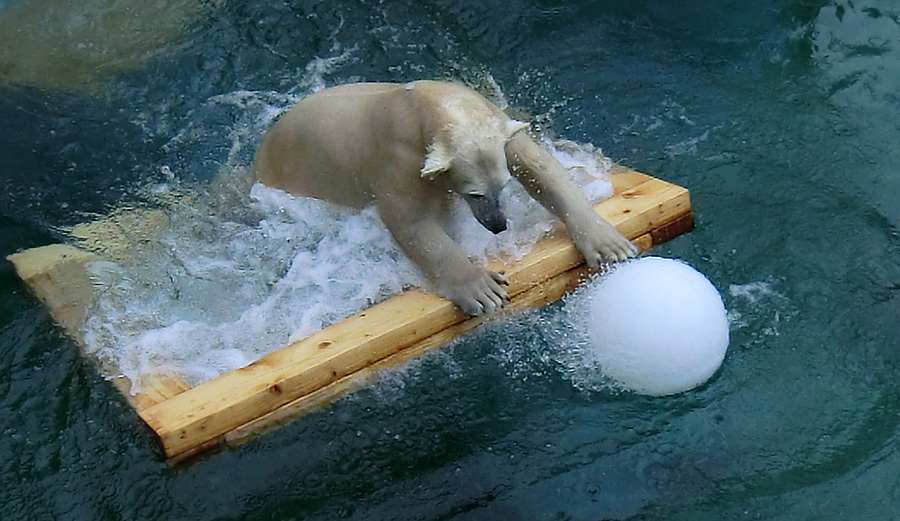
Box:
(1, 1), (899, 519)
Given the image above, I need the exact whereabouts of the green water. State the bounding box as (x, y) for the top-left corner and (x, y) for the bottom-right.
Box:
(2, 0), (899, 519)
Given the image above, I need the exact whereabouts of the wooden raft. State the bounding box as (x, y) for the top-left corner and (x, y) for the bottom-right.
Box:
(7, 168), (692, 462)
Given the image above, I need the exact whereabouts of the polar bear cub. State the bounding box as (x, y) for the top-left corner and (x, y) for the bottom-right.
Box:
(254, 81), (637, 315)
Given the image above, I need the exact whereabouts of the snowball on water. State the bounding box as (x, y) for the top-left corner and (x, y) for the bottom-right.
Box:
(587, 257), (729, 396)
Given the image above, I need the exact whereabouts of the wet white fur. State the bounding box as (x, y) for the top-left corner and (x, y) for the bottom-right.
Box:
(254, 81), (637, 315)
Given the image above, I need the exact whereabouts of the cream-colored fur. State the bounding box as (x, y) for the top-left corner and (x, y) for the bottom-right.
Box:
(254, 80), (637, 315)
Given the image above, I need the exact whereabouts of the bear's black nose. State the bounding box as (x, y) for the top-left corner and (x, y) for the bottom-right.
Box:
(464, 192), (507, 235)
(485, 219), (507, 234)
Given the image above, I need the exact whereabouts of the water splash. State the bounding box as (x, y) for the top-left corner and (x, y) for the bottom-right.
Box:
(72, 75), (615, 393)
(727, 280), (793, 343)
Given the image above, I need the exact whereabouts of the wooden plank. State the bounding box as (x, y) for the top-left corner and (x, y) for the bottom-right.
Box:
(8, 244), (99, 338)
(225, 229), (670, 449)
(224, 261), (597, 449)
(140, 169), (692, 459)
(6, 168), (691, 461)
(6, 244), (192, 412)
(130, 376), (193, 412)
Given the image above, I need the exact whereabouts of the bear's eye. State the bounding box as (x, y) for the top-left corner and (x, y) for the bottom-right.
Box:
(466, 192), (485, 198)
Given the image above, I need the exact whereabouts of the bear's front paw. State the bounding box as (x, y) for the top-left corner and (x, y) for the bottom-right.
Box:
(570, 217), (639, 267)
(440, 266), (509, 316)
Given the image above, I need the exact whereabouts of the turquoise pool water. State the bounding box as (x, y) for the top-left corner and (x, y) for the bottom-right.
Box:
(2, 1), (899, 519)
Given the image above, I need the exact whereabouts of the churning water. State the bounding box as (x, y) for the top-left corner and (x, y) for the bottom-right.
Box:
(71, 79), (615, 391)
(1, 1), (899, 520)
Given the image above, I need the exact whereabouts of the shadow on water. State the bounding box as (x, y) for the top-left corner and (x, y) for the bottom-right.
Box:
(1, 0), (900, 520)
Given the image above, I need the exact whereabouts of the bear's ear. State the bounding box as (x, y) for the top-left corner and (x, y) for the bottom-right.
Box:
(421, 141), (453, 180)
(505, 119), (529, 140)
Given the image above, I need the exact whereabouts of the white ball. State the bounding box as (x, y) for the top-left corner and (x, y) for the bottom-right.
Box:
(587, 257), (729, 396)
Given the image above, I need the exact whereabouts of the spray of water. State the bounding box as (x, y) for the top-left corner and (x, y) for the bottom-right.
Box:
(70, 61), (616, 393)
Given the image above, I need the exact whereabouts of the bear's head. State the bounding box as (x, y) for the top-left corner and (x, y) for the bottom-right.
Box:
(421, 117), (528, 234)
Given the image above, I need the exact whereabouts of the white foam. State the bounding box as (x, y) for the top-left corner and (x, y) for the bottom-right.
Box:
(728, 281), (780, 304)
(727, 280), (791, 340)
(75, 83), (616, 394)
(81, 180), (425, 391)
(523, 276), (617, 394)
